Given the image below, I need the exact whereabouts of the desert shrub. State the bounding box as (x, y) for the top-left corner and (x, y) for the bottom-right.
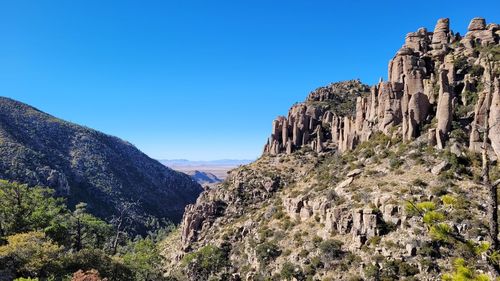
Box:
(258, 227), (274, 240)
(280, 262), (305, 281)
(319, 239), (343, 260)
(62, 248), (134, 281)
(364, 264), (380, 279)
(423, 211), (445, 224)
(418, 242), (440, 258)
(429, 223), (453, 242)
(453, 56), (469, 71)
(430, 184), (448, 196)
(255, 242), (281, 264)
(442, 258), (489, 281)
(181, 244), (229, 280)
(368, 236), (381, 246)
(312, 236), (323, 247)
(468, 64), (484, 77)
(416, 201), (436, 212)
(397, 261), (419, 277)
(450, 127), (469, 143)
(379, 220), (398, 235)
(441, 195), (458, 207)
(365, 259), (419, 280)
(389, 157), (404, 170)
(411, 179), (428, 187)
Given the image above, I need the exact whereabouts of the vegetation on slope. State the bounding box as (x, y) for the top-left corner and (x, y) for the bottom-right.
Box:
(0, 97), (203, 232)
(0, 180), (171, 281)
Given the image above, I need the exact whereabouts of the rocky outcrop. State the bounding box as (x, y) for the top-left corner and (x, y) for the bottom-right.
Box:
(171, 17), (500, 281)
(263, 17), (500, 159)
(181, 196), (227, 249)
(436, 69), (453, 149)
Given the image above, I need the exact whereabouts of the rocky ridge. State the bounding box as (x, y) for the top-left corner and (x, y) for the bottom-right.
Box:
(164, 18), (500, 280)
(263, 17), (500, 159)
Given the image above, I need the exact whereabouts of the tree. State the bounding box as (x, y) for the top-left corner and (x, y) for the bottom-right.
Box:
(181, 244), (230, 280)
(0, 231), (63, 278)
(70, 203), (112, 251)
(62, 248), (134, 281)
(110, 201), (137, 255)
(122, 237), (165, 281)
(0, 180), (67, 237)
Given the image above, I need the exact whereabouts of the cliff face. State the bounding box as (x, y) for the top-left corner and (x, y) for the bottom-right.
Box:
(264, 17), (500, 158)
(0, 97), (203, 231)
(165, 18), (500, 280)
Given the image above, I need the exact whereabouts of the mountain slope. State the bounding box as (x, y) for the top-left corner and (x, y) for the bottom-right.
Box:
(0, 97), (203, 231)
(186, 170), (222, 185)
(163, 17), (500, 280)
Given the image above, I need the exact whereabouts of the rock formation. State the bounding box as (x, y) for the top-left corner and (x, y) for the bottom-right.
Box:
(169, 18), (500, 281)
(263, 17), (500, 159)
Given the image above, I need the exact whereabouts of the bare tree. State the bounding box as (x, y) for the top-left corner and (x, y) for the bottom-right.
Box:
(110, 201), (138, 254)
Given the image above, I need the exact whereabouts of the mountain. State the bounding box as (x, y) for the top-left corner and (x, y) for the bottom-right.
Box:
(160, 159), (253, 167)
(0, 97), (203, 231)
(185, 170), (222, 185)
(162, 159), (252, 182)
(162, 18), (500, 280)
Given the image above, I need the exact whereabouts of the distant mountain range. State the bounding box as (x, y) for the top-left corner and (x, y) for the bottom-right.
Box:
(161, 159), (253, 184)
(159, 159), (253, 167)
(0, 97), (203, 232)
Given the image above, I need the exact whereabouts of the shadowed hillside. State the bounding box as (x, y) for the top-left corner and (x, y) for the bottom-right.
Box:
(0, 97), (203, 231)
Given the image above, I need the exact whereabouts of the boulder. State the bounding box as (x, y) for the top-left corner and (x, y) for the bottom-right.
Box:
(431, 161), (450, 175)
(347, 168), (363, 178)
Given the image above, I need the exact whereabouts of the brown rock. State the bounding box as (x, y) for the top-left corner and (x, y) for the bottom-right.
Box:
(489, 78), (500, 159)
(436, 69), (453, 149)
(432, 18), (450, 46)
(468, 17), (486, 31)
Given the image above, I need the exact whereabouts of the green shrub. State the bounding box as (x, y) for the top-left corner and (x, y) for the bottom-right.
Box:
(423, 211), (445, 224)
(389, 157), (404, 170)
(319, 239), (343, 260)
(429, 223), (453, 242)
(430, 185), (448, 196)
(255, 242), (281, 264)
(181, 244), (229, 280)
(364, 264), (380, 279)
(280, 262), (304, 281)
(468, 64), (484, 77)
(453, 56), (469, 71)
(441, 195), (458, 207)
(442, 258), (489, 281)
(416, 201), (436, 212)
(312, 236), (323, 247)
(411, 179), (428, 187)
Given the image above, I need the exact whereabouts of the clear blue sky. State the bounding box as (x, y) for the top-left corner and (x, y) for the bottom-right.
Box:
(0, 1), (498, 160)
